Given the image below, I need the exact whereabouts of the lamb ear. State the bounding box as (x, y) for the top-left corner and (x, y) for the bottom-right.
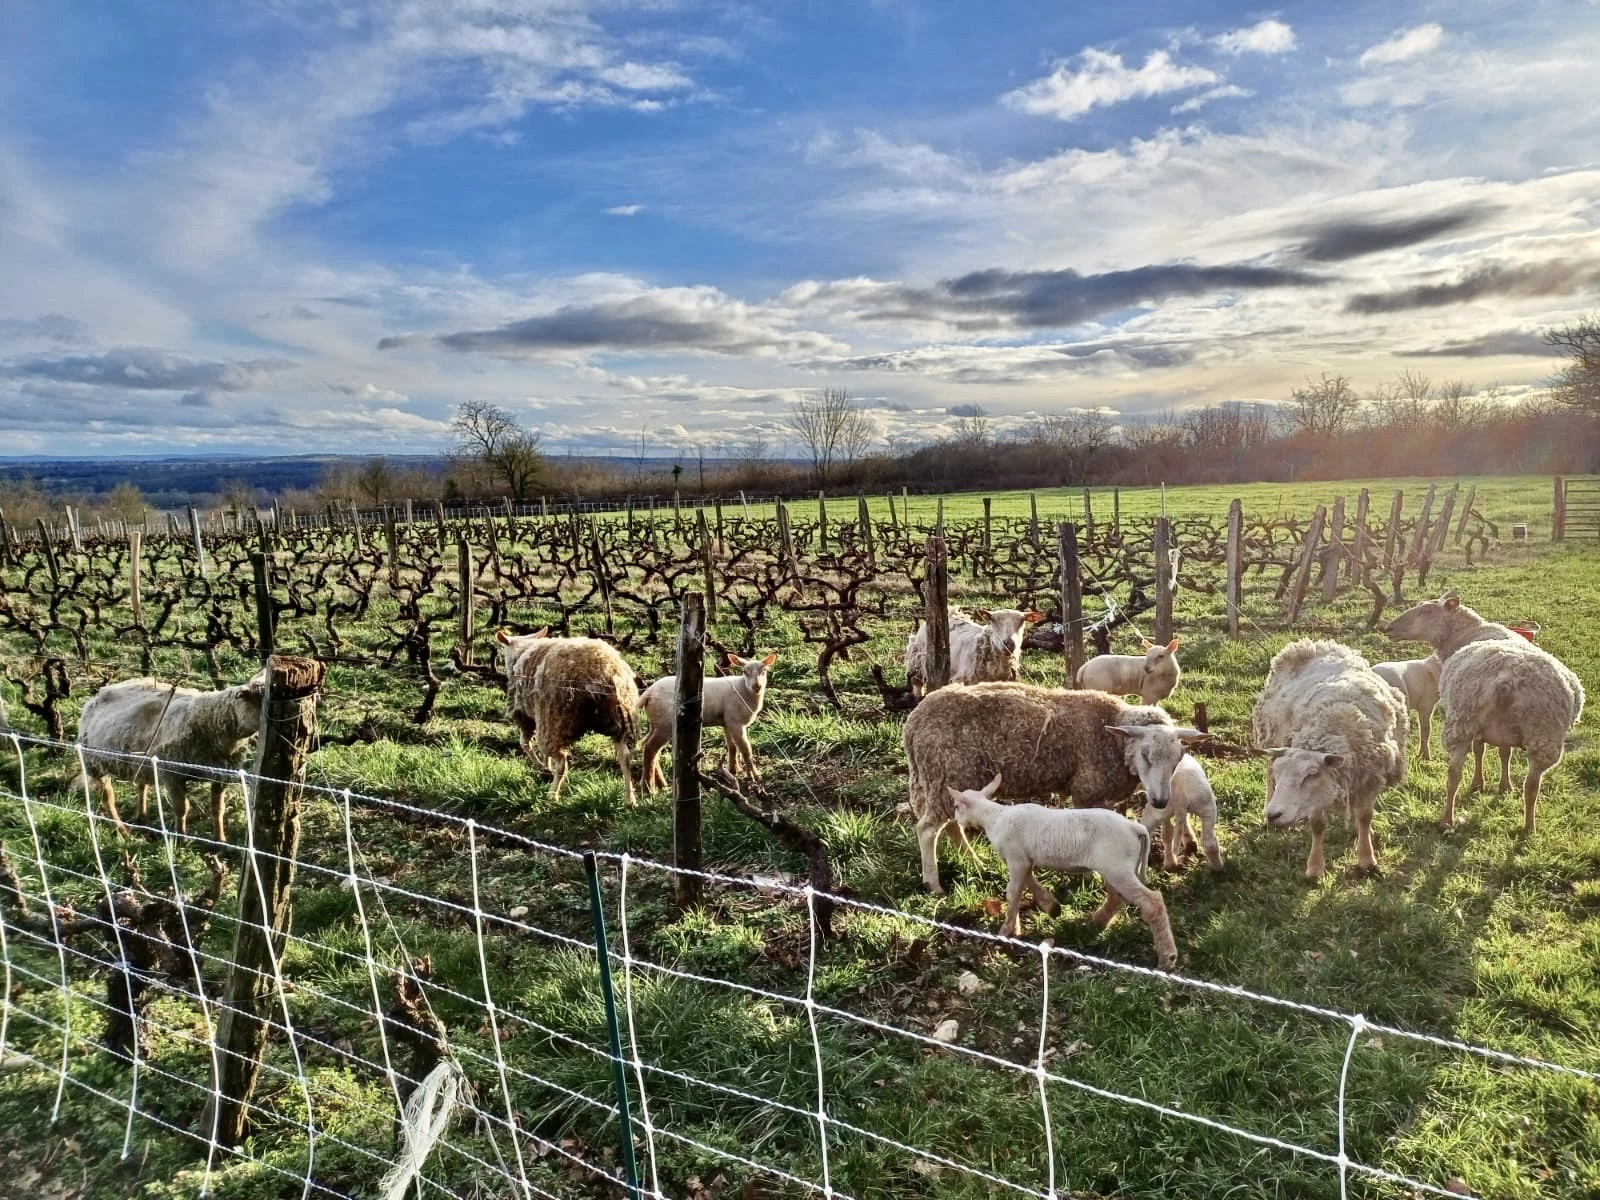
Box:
(972, 608), (991, 623)
(495, 628), (512, 645)
(532, 627), (548, 639)
(981, 773), (1003, 797)
(726, 652), (743, 666)
(1322, 752), (1345, 768)
(1104, 724), (1137, 740)
(946, 786), (967, 805)
(1024, 610), (1045, 624)
(1166, 638), (1180, 653)
(1258, 745), (1292, 758)
(1140, 637), (1154, 649)
(761, 652), (778, 668)
(1442, 591), (1459, 610)
(1172, 727), (1207, 742)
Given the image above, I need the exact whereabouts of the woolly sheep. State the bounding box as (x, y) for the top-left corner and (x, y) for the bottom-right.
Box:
(1077, 638), (1182, 705)
(903, 681), (1204, 893)
(1252, 639), (1408, 879)
(640, 652), (778, 792)
(1371, 656), (1442, 762)
(1140, 753), (1223, 871)
(496, 629), (640, 806)
(949, 774), (1177, 968)
(77, 673), (266, 839)
(904, 607), (1043, 695)
(1386, 593), (1584, 834)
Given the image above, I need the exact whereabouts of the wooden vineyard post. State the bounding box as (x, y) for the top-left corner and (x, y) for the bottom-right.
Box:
(1059, 522), (1085, 683)
(740, 490), (751, 521)
(697, 509), (718, 622)
(37, 519), (59, 585)
(589, 524), (615, 637)
(383, 509), (400, 586)
(456, 539), (476, 666)
(434, 500), (446, 544)
(673, 595), (705, 907)
(818, 491), (828, 551)
(1383, 490), (1405, 569)
(1454, 485), (1476, 545)
(187, 505), (210, 577)
(1408, 483), (1437, 566)
(206, 655), (324, 1147)
(1321, 495), (1346, 605)
(1029, 493), (1040, 547)
(1351, 489), (1370, 582)
(1286, 504), (1327, 625)
(404, 498), (414, 527)
(714, 498), (725, 554)
(886, 492), (898, 532)
(923, 534), (951, 692)
(250, 551), (274, 663)
(129, 531), (143, 629)
(1225, 499), (1242, 638)
(777, 501), (802, 586)
(1153, 516), (1174, 645)
(982, 497), (993, 555)
(858, 495), (875, 569)
(1428, 486), (1459, 561)
(935, 497), (945, 536)
(1112, 487), (1121, 542)
(1082, 489), (1094, 545)
(0, 506), (10, 567)
(1553, 476), (1566, 542)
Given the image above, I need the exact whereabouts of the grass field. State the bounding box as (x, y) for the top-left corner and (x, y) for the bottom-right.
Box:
(0, 474), (1597, 1199)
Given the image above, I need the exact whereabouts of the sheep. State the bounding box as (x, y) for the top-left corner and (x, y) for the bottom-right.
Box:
(903, 681), (1204, 894)
(1076, 638), (1182, 705)
(904, 607), (1043, 695)
(1251, 639), (1408, 879)
(948, 774), (1177, 968)
(1371, 655), (1442, 762)
(77, 674), (266, 839)
(1140, 754), (1223, 871)
(1386, 592), (1584, 834)
(640, 652), (778, 792)
(496, 629), (640, 806)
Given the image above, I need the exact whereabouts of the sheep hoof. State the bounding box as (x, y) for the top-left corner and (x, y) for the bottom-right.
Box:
(1352, 863), (1382, 879)
(1158, 954), (1178, 971)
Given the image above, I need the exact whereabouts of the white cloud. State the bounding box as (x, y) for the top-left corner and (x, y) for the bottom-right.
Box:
(1359, 24), (1445, 67)
(1171, 84), (1253, 114)
(1213, 19), (1296, 55)
(606, 204), (644, 215)
(1002, 49), (1218, 120)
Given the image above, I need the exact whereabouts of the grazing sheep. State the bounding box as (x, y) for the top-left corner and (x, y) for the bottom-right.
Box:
(1077, 638), (1182, 705)
(904, 607), (1043, 695)
(903, 681), (1204, 893)
(949, 775), (1177, 968)
(1252, 640), (1408, 879)
(640, 652), (778, 792)
(1141, 754), (1223, 871)
(1386, 593), (1584, 834)
(1371, 656), (1443, 762)
(496, 629), (640, 805)
(77, 674), (266, 839)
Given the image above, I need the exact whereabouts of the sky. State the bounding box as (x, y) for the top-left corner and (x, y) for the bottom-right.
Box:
(2, 0), (1599, 459)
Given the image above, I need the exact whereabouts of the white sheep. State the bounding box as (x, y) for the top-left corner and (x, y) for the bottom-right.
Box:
(77, 673), (266, 839)
(640, 652), (777, 792)
(905, 607), (1042, 695)
(1251, 639), (1408, 879)
(1077, 638), (1182, 705)
(1387, 593), (1584, 835)
(1371, 656), (1442, 762)
(1140, 754), (1223, 871)
(949, 774), (1177, 968)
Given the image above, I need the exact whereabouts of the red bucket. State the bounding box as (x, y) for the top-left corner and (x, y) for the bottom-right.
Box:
(1509, 622), (1539, 643)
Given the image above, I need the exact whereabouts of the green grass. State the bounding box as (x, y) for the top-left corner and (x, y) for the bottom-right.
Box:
(1, 474), (1598, 1198)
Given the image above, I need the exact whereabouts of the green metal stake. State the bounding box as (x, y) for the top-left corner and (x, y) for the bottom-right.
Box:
(583, 851), (641, 1200)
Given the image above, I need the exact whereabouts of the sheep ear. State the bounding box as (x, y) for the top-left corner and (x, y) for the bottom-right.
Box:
(1024, 610), (1044, 623)
(495, 629), (512, 645)
(1140, 637), (1154, 648)
(1258, 745), (1292, 758)
(946, 786), (967, 805)
(726, 653), (743, 666)
(761, 652), (778, 667)
(1172, 727), (1207, 742)
(1104, 725), (1137, 740)
(982, 773), (1002, 797)
(972, 608), (991, 623)
(1441, 590), (1459, 609)
(1166, 638), (1180, 653)
(1322, 752), (1345, 768)
(532, 627), (548, 639)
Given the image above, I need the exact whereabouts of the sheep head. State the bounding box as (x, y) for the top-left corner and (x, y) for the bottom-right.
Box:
(1262, 746), (1347, 827)
(1106, 722), (1204, 810)
(946, 773), (1003, 829)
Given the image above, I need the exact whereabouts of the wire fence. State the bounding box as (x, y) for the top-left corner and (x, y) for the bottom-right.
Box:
(4, 728), (1598, 1199)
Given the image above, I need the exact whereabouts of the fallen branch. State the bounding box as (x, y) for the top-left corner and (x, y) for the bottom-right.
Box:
(700, 769), (836, 939)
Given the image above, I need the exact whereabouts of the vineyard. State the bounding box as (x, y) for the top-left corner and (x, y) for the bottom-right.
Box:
(0, 475), (1598, 1200)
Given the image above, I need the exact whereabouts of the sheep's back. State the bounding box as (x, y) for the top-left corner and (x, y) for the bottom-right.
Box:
(531, 641), (640, 747)
(1439, 640), (1584, 748)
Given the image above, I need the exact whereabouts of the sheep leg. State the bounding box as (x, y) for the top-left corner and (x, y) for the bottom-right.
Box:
(614, 738), (635, 807)
(917, 816), (946, 895)
(640, 725), (668, 794)
(738, 727), (760, 782)
(1468, 740), (1486, 793)
(211, 780), (229, 843)
(1086, 887), (1126, 931)
(1159, 815), (1182, 870)
(1521, 751), (1556, 837)
(1000, 870), (1028, 938)
(171, 781), (191, 837)
(1126, 882), (1177, 971)
(1442, 747), (1467, 829)
(136, 782), (149, 821)
(1352, 804), (1377, 875)
(1418, 706), (1433, 763)
(96, 777), (130, 838)
(1497, 746), (1513, 795)
(1305, 815), (1326, 880)
(1026, 870), (1060, 917)
(549, 751), (571, 802)
(1175, 813), (1199, 866)
(1198, 806), (1224, 870)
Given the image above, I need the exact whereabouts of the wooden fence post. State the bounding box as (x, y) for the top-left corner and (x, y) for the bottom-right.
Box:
(924, 535), (950, 692)
(589, 524), (615, 637)
(1553, 476), (1566, 542)
(1408, 483), (1437, 565)
(818, 491), (828, 551)
(935, 497), (945, 535)
(858, 495), (875, 569)
(886, 492), (898, 531)
(128, 531), (143, 628)
(206, 655), (324, 1148)
(1351, 489), (1370, 582)
(982, 497), (992, 555)
(697, 509), (718, 622)
(1082, 489), (1094, 545)
(1383, 490), (1405, 569)
(37, 519), (59, 585)
(1153, 516), (1174, 644)
(1225, 499), (1243, 638)
(1286, 505), (1326, 624)
(1321, 495), (1346, 605)
(673, 595), (705, 907)
(1112, 487), (1121, 541)
(1428, 485), (1458, 561)
(456, 539), (475, 666)
(0, 506), (9, 567)
(250, 552), (274, 663)
(1029, 493), (1040, 546)
(1059, 522), (1085, 683)
(187, 505), (210, 577)
(1454, 485), (1476, 545)
(777, 501), (798, 580)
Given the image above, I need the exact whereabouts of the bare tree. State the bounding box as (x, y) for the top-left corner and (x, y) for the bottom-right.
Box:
(785, 387), (872, 486)
(355, 457), (397, 505)
(1369, 369), (1434, 432)
(633, 424), (652, 478)
(737, 430), (771, 466)
(949, 405), (991, 447)
(452, 400), (546, 501)
(1546, 315), (1600, 415)
(1431, 379), (1488, 432)
(1284, 374), (1362, 440)
(1024, 409), (1113, 481)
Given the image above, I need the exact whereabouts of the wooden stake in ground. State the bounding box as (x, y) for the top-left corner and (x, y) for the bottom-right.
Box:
(1286, 504), (1327, 624)
(206, 655), (324, 1148)
(673, 595), (705, 907)
(923, 534), (951, 692)
(1153, 516), (1174, 644)
(129, 531), (143, 629)
(1224, 499), (1242, 638)
(1320, 495), (1346, 605)
(456, 539), (476, 666)
(1058, 521), (1084, 683)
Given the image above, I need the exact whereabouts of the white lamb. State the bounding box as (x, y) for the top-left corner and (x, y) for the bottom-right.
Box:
(1077, 638), (1182, 705)
(1140, 754), (1223, 871)
(905, 607), (1042, 695)
(1371, 656), (1442, 762)
(77, 673), (266, 839)
(640, 652), (777, 792)
(949, 774), (1177, 969)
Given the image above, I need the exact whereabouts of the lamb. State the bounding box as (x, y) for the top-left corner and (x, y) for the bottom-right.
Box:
(640, 652), (778, 792)
(1371, 656), (1442, 762)
(903, 681), (1204, 893)
(1386, 593), (1584, 835)
(904, 607), (1043, 695)
(496, 628), (640, 806)
(1140, 754), (1223, 871)
(1251, 639), (1408, 879)
(948, 775), (1177, 968)
(1077, 638), (1182, 705)
(77, 673), (266, 839)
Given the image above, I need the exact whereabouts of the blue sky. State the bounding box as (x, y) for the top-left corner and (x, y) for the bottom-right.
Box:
(3, 0), (1598, 457)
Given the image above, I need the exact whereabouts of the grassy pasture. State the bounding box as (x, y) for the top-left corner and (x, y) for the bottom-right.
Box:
(0, 475), (1597, 1199)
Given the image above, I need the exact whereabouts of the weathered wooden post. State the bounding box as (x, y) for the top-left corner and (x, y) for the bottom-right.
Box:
(818, 491), (829, 551)
(1454, 485), (1476, 545)
(0, 506), (10, 567)
(924, 534), (951, 692)
(777, 501), (799, 580)
(935, 496), (945, 535)
(1321, 495), (1346, 605)
(206, 655), (324, 1147)
(1059, 522), (1084, 683)
(1029, 493), (1040, 547)
(1153, 516), (1174, 644)
(1286, 504), (1326, 624)
(982, 497), (992, 555)
(1428, 485), (1459, 561)
(1553, 476), (1566, 542)
(589, 524), (615, 638)
(187, 505), (210, 577)
(1350, 489), (1370, 582)
(1082, 489), (1094, 545)
(697, 509), (718, 622)
(37, 519), (59, 585)
(1383, 490), (1405, 568)
(886, 492), (898, 532)
(1225, 499), (1243, 638)
(673, 595), (705, 907)
(714, 498), (725, 554)
(250, 551), (274, 663)
(1407, 483), (1437, 565)
(1112, 487), (1121, 541)
(456, 539), (476, 666)
(129, 531), (143, 629)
